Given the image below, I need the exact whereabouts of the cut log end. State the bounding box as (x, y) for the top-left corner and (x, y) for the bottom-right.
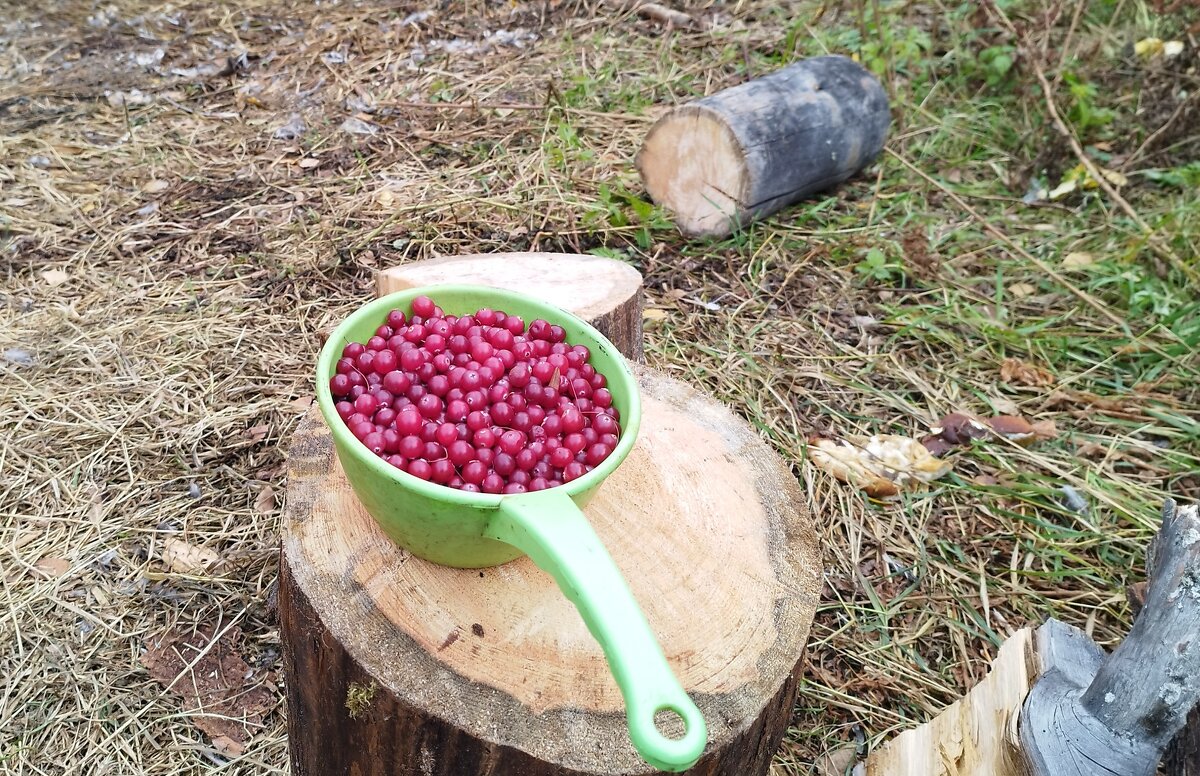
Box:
(637, 107), (747, 238)
(377, 252), (645, 360)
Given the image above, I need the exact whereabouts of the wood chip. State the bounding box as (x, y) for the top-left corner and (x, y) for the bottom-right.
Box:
(162, 538), (222, 574)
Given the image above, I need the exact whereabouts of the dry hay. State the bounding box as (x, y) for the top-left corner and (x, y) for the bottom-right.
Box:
(2, 0), (1198, 774)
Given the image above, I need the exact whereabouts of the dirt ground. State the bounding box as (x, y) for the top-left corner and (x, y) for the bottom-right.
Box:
(3, 0), (1199, 774)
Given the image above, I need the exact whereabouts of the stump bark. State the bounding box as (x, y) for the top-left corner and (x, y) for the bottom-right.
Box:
(281, 254), (820, 775)
(637, 55), (890, 238)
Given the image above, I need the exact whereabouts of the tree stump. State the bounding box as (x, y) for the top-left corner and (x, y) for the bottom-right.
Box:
(280, 254), (820, 775)
(637, 55), (890, 238)
(377, 252), (644, 361)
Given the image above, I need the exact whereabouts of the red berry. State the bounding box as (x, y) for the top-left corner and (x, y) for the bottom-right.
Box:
(343, 342), (366, 359)
(399, 436), (423, 458)
(331, 374), (351, 396)
(446, 399), (469, 422)
(386, 309), (406, 328)
(499, 430), (525, 456)
(417, 394), (443, 419)
(585, 443), (611, 466)
(335, 400), (354, 420)
(448, 440), (474, 466)
(407, 459), (432, 480)
(354, 394), (379, 416)
(462, 461), (487, 485)
(412, 295), (436, 318)
(563, 461), (586, 481)
(550, 446), (573, 468)
(482, 473), (505, 494)
(564, 433), (585, 453)
(473, 428), (496, 448)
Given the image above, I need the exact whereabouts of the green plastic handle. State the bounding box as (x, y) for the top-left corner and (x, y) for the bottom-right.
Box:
(485, 491), (707, 772)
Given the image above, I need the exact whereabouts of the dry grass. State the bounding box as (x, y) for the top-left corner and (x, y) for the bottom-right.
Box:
(2, 0), (1199, 773)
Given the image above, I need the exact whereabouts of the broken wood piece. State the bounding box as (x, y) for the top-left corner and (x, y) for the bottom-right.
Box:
(863, 499), (1200, 776)
(1021, 500), (1200, 775)
(637, 55), (890, 237)
(864, 628), (1034, 774)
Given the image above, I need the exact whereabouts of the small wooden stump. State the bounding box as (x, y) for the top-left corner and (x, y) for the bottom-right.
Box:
(637, 55), (890, 238)
(280, 254), (820, 775)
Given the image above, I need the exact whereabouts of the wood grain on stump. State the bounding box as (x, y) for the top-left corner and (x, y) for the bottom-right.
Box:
(637, 55), (890, 238)
(282, 253), (818, 775)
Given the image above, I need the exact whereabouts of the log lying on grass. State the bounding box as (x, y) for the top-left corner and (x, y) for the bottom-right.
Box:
(281, 254), (821, 775)
(637, 55), (890, 238)
(865, 499), (1200, 776)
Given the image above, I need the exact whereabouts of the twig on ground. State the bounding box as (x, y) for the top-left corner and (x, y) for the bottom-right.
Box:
(886, 148), (1128, 329)
(987, 1), (1200, 285)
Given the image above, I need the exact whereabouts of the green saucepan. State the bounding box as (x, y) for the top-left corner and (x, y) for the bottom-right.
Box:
(314, 284), (707, 772)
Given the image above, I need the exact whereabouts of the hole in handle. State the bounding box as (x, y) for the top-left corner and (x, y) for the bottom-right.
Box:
(653, 706), (688, 741)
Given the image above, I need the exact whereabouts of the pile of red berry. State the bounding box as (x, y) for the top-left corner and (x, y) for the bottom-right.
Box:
(329, 295), (622, 494)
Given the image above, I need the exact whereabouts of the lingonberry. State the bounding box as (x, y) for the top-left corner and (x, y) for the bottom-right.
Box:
(328, 299), (624, 493)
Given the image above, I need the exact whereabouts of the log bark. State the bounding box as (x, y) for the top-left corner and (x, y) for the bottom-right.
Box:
(281, 254), (820, 775)
(636, 55), (890, 238)
(377, 252), (644, 361)
(1021, 500), (1200, 776)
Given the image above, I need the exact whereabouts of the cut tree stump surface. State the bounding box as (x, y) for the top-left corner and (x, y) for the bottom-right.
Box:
(281, 365), (820, 775)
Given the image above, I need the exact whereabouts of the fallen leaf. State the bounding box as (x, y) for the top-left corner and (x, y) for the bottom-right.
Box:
(162, 538), (222, 574)
(1164, 40), (1185, 57)
(245, 424), (269, 442)
(930, 413), (991, 445)
(1008, 283), (1036, 298)
(41, 270), (70, 286)
(1000, 357), (1055, 387)
(376, 189), (396, 208)
(34, 556), (71, 577)
(255, 486), (275, 515)
(642, 308), (667, 321)
(141, 621), (275, 754)
(809, 434), (952, 499)
(289, 395), (314, 412)
(211, 735), (246, 756)
(1030, 419), (1058, 439)
(1063, 252), (1094, 270)
(972, 473), (1000, 487)
(986, 415), (1037, 444)
(142, 179), (170, 194)
(297, 157), (321, 169)
(340, 117), (379, 135)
